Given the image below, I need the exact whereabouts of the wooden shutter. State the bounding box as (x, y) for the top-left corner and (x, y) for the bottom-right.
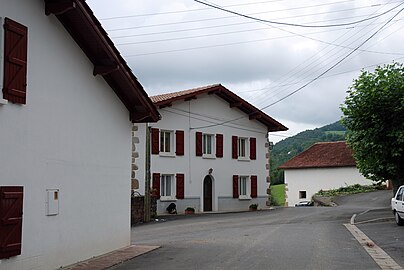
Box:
(175, 130), (184, 156)
(216, 134), (223, 158)
(176, 173), (185, 199)
(232, 136), (238, 159)
(232, 175), (239, 198)
(0, 186), (24, 259)
(3, 18), (28, 104)
(151, 128), (159, 155)
(251, 176), (258, 198)
(195, 132), (202, 156)
(250, 137), (256, 160)
(152, 173), (161, 199)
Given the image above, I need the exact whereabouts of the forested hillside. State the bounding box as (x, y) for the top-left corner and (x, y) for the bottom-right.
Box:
(270, 121), (346, 184)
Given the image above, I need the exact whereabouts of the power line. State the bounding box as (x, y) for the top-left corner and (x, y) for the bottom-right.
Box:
(239, 2), (402, 106)
(189, 6), (403, 130)
(106, 0), (381, 32)
(237, 56), (404, 94)
(122, 19), (404, 57)
(194, 0), (404, 28)
(111, 4), (396, 39)
(99, 0), (287, 20)
(259, 7), (403, 110)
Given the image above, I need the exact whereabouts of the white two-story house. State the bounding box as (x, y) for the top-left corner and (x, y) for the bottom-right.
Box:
(136, 84), (287, 214)
(0, 1), (159, 269)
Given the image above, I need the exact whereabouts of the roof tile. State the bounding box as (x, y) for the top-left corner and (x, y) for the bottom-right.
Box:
(278, 141), (356, 169)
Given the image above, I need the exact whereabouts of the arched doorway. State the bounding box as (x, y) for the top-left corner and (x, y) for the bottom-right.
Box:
(203, 175), (213, 212)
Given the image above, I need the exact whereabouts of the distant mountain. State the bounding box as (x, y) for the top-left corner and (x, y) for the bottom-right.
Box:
(270, 121), (346, 184)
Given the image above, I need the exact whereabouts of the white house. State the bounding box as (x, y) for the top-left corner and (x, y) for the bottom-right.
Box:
(0, 1), (159, 269)
(135, 84), (287, 214)
(279, 141), (371, 207)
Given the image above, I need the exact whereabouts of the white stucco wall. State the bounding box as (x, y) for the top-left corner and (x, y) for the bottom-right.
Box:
(0, 1), (132, 269)
(136, 92), (272, 214)
(285, 167), (372, 207)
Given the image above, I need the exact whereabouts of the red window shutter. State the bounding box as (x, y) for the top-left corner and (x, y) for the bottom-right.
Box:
(152, 173), (161, 199)
(195, 132), (202, 156)
(3, 18), (28, 104)
(232, 136), (238, 159)
(176, 173), (185, 199)
(151, 128), (159, 155)
(251, 176), (258, 198)
(216, 134), (223, 158)
(176, 130), (184, 156)
(0, 186), (24, 259)
(250, 137), (256, 160)
(232, 175), (239, 198)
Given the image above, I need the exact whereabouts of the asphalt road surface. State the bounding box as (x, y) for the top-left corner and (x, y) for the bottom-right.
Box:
(111, 190), (402, 270)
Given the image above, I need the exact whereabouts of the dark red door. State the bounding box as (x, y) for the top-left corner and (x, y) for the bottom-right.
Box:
(203, 176), (213, 212)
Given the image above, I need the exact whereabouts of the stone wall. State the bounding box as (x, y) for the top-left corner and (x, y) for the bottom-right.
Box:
(131, 196), (157, 225)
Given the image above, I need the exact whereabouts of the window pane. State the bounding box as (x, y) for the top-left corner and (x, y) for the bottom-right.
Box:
(165, 132), (171, 152)
(207, 135), (212, 154)
(203, 134), (207, 154)
(239, 177), (247, 196)
(238, 138), (246, 157)
(161, 176), (166, 196)
(165, 176), (171, 196)
(160, 132), (165, 152)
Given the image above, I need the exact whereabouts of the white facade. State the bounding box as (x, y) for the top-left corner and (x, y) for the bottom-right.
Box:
(285, 167), (371, 207)
(0, 1), (134, 269)
(136, 92), (273, 214)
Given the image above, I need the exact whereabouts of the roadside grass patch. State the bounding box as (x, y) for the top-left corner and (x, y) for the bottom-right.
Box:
(271, 184), (285, 206)
(315, 184), (384, 197)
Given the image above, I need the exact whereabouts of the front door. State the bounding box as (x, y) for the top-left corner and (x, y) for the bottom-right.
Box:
(203, 176), (213, 212)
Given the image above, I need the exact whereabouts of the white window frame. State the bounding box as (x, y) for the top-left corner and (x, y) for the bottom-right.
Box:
(202, 133), (215, 158)
(159, 130), (174, 156)
(238, 137), (249, 160)
(299, 190), (307, 199)
(239, 176), (251, 200)
(160, 174), (176, 201)
(0, 17), (7, 105)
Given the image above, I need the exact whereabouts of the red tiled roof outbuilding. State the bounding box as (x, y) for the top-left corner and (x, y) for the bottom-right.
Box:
(278, 141), (356, 169)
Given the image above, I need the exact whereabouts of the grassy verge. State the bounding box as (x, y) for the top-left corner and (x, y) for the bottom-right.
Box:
(271, 184), (285, 206)
(315, 183), (384, 197)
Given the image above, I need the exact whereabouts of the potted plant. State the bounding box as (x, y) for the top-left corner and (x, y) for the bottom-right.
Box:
(184, 207), (195, 215)
(249, 203), (258, 211)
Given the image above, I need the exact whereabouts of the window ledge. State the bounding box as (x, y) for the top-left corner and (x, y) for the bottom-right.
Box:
(238, 196), (251, 200)
(202, 154), (216, 159)
(160, 197), (177, 202)
(237, 157), (250, 161)
(159, 153), (175, 158)
(0, 99), (8, 105)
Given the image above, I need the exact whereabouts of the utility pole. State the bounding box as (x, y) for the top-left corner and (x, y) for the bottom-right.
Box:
(144, 125), (151, 222)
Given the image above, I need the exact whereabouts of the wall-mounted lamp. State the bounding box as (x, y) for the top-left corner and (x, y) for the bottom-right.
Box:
(208, 168), (213, 175)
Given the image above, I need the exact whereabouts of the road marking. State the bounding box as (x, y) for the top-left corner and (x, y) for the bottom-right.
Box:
(344, 223), (403, 270)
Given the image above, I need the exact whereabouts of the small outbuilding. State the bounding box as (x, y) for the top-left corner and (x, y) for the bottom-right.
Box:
(279, 141), (371, 206)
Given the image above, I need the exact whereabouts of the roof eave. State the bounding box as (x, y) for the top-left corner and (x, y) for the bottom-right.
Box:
(44, 0), (160, 123)
(153, 84), (287, 131)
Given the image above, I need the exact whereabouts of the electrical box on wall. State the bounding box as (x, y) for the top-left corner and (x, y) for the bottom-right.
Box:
(46, 189), (59, 216)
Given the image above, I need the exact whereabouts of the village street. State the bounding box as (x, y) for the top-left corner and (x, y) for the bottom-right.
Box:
(111, 190), (403, 270)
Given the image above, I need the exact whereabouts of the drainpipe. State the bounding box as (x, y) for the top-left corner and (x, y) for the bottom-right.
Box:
(266, 134), (272, 206)
(144, 124), (151, 222)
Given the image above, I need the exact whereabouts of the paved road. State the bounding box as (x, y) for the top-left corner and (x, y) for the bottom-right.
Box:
(111, 190), (402, 270)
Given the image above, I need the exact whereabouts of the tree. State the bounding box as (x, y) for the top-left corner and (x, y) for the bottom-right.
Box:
(341, 62), (404, 194)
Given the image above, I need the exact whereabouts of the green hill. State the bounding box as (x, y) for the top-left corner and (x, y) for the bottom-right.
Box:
(270, 120), (346, 185)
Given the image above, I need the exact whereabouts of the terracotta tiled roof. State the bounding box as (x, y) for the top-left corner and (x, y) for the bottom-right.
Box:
(44, 0), (160, 123)
(150, 84), (288, 132)
(278, 141), (356, 169)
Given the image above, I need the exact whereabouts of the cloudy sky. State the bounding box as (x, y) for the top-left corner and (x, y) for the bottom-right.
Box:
(87, 0), (404, 143)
